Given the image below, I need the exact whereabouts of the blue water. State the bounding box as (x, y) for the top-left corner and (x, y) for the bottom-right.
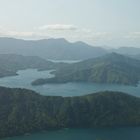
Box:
(0, 69), (139, 97)
(2, 127), (140, 140)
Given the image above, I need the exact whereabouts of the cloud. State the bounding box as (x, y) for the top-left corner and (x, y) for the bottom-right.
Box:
(0, 25), (48, 39)
(38, 24), (78, 31)
(0, 27), (50, 39)
(0, 25), (112, 44)
(124, 32), (140, 40)
(73, 30), (112, 41)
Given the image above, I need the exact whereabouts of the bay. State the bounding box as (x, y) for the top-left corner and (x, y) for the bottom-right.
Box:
(0, 69), (139, 97)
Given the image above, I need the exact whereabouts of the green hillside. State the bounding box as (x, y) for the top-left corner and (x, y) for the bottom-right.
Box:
(0, 87), (140, 138)
(32, 53), (140, 86)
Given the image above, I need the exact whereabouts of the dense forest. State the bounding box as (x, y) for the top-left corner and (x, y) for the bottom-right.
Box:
(1, 86), (140, 138)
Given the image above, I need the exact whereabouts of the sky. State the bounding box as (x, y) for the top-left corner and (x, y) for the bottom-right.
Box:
(0, 0), (140, 48)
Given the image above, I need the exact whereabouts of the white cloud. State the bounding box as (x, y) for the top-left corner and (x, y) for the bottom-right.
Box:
(124, 32), (140, 40)
(38, 24), (78, 31)
(73, 30), (112, 41)
(0, 26), (50, 39)
(0, 25), (112, 44)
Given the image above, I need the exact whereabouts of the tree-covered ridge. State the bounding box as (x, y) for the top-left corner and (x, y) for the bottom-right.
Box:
(32, 53), (140, 86)
(1, 86), (140, 138)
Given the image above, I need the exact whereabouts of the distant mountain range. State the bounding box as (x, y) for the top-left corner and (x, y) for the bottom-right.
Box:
(111, 47), (140, 55)
(0, 37), (107, 60)
(131, 54), (140, 60)
(1, 86), (140, 138)
(32, 53), (140, 86)
(0, 37), (140, 60)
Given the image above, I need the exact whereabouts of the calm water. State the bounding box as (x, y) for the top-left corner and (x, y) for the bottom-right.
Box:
(0, 69), (140, 140)
(0, 69), (139, 97)
(2, 127), (140, 140)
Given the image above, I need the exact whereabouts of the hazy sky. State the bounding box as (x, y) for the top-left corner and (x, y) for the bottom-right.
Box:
(0, 0), (140, 47)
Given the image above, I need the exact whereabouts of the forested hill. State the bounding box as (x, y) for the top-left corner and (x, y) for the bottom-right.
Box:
(32, 53), (140, 86)
(1, 86), (140, 138)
